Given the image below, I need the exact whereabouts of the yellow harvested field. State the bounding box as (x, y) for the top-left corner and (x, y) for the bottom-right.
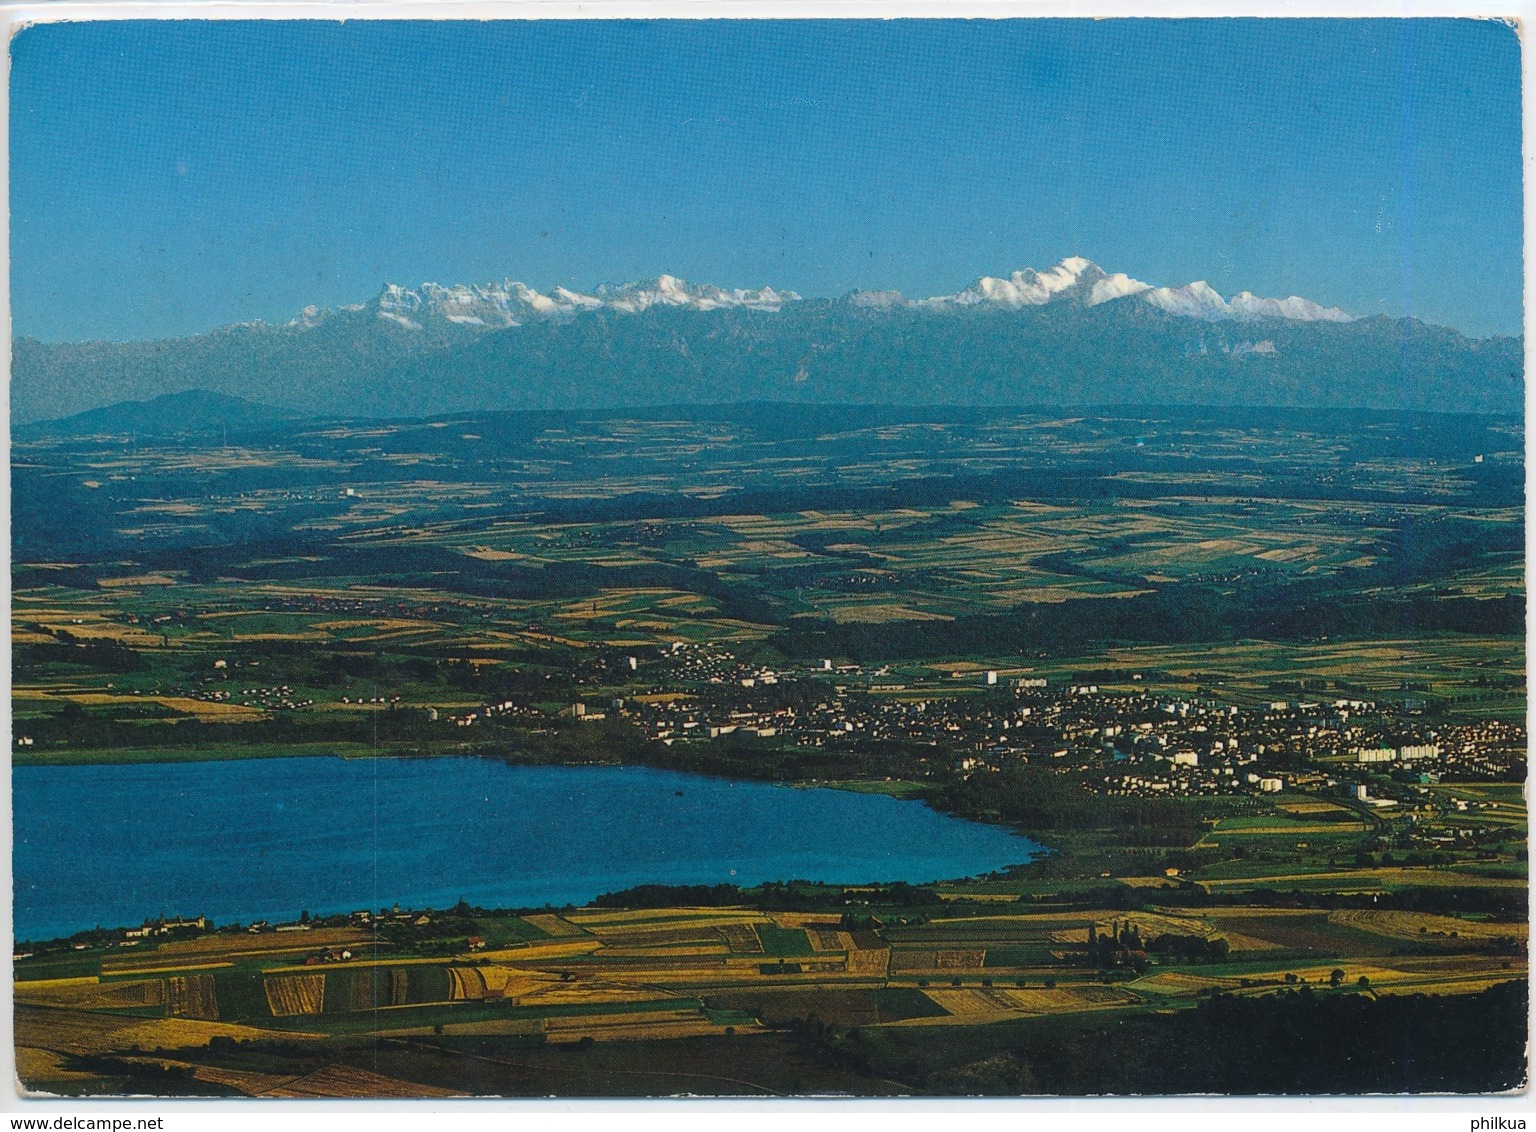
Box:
(1331, 909), (1527, 943)
(806, 928), (848, 952)
(108, 978), (168, 1008)
(260, 1065), (462, 1098)
(925, 909), (1102, 928)
(57, 693), (264, 721)
(264, 974), (326, 1017)
(100, 961), (235, 977)
(168, 973), (219, 1020)
(447, 967), (487, 1001)
(547, 1019), (741, 1043)
(524, 913), (590, 937)
(447, 964), (565, 1002)
(599, 944), (730, 958)
(1254, 546), (1321, 563)
(14, 976), (100, 993)
(1050, 911), (1214, 944)
(16, 1046), (103, 1085)
(844, 948), (891, 977)
(999, 986), (1139, 1013)
(608, 915), (772, 935)
(27, 622), (164, 644)
(16, 978), (166, 1011)
(890, 950), (937, 972)
(567, 906), (763, 926)
(188, 1064), (303, 1096)
(1140, 961), (1446, 998)
(580, 922), (738, 944)
(1117, 911), (1216, 937)
(1050, 929), (1102, 945)
(154, 696), (265, 721)
(542, 1008), (705, 1031)
(479, 965), (559, 998)
(1200, 867), (1526, 891)
(1130, 971), (1232, 995)
(905, 983), (1140, 1026)
(473, 939), (604, 963)
(1267, 963), (1434, 988)
(15, 684), (94, 701)
(16, 1005), (315, 1056)
(462, 547), (530, 560)
(762, 911), (846, 929)
(1276, 800), (1355, 816)
(137, 926), (371, 960)
(538, 1008), (740, 1044)
(718, 923), (764, 953)
(1219, 933), (1285, 952)
(310, 618), (440, 632)
(97, 574), (179, 588)
(16, 1006), (142, 1054)
(516, 983), (668, 1008)
(822, 603), (955, 624)
(917, 988), (1015, 1020)
(1398, 953), (1529, 977)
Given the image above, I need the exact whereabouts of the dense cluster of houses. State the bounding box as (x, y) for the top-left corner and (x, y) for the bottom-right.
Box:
(439, 642), (1527, 804)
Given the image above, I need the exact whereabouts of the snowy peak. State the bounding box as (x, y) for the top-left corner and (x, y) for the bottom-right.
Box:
(1138, 279), (1351, 323)
(928, 258), (1353, 323)
(375, 281), (530, 330)
(594, 274), (800, 313)
(1141, 279), (1233, 320)
(936, 255), (1108, 308)
(1089, 272), (1153, 305)
(366, 274), (800, 330)
(1228, 291), (1354, 323)
(282, 259), (1353, 334)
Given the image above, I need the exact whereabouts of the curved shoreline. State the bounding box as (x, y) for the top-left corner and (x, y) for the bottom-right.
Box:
(13, 736), (1058, 851)
(14, 756), (1044, 944)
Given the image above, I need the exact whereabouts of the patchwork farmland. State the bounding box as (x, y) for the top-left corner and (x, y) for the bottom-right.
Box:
(13, 405), (1526, 1095)
(16, 889), (1525, 1096)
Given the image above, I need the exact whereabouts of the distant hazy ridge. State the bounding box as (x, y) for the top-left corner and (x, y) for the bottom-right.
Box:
(14, 259), (1521, 422)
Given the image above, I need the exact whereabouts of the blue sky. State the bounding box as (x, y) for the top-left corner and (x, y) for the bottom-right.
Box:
(10, 18), (1523, 341)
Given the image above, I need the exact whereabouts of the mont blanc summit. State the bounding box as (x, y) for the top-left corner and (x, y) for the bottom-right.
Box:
(923, 258), (1354, 323)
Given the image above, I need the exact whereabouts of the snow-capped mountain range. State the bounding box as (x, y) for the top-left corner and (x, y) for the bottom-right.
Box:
(282, 257), (1352, 332)
(295, 275), (803, 333)
(21, 254), (1516, 427)
(926, 257), (1353, 323)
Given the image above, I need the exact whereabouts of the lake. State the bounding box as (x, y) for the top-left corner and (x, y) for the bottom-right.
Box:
(13, 757), (1041, 940)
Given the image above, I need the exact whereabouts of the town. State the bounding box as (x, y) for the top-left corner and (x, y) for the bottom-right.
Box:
(371, 641), (1527, 802)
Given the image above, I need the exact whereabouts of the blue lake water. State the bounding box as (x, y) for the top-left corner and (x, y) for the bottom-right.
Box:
(13, 757), (1041, 941)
